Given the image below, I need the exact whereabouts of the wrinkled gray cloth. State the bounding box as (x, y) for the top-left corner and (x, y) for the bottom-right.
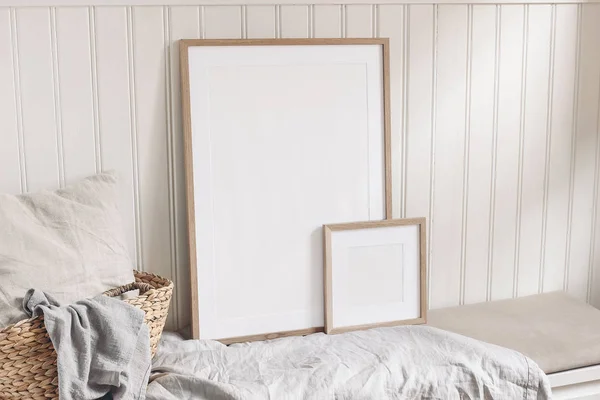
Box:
(24, 289), (151, 400)
(146, 327), (551, 400)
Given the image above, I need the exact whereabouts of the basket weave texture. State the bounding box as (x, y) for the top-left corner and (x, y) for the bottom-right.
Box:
(0, 270), (173, 399)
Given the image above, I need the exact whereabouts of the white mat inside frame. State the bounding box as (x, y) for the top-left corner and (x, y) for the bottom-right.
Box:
(180, 39), (392, 342)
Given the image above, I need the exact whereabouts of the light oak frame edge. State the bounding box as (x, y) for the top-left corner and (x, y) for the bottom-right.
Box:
(179, 38), (393, 342)
(323, 218), (428, 335)
(179, 40), (201, 340)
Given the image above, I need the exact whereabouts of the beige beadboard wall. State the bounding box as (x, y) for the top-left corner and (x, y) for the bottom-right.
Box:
(1, 1), (599, 331)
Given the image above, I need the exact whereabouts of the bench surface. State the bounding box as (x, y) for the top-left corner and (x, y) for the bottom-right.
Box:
(427, 292), (600, 374)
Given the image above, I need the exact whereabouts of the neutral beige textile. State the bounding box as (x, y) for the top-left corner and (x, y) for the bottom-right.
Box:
(428, 291), (600, 374)
(0, 172), (135, 328)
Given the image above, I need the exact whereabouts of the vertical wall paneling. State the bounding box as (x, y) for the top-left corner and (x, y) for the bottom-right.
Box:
(274, 5), (280, 37)
(459, 5), (473, 306)
(313, 5), (341, 38)
(513, 5), (529, 298)
(164, 6), (178, 328)
(345, 5), (372, 38)
(539, 4), (557, 293)
(487, 5), (502, 302)
(403, 4), (435, 221)
(516, 5), (552, 297)
(94, 7), (137, 260)
(49, 8), (65, 188)
(429, 5), (468, 309)
(490, 5), (525, 301)
(241, 5), (247, 38)
(126, 6), (143, 270)
(590, 57), (600, 303)
(428, 6), (437, 306)
(401, 5), (409, 219)
(131, 6), (175, 327)
(308, 5), (314, 38)
(168, 3), (199, 337)
(373, 5), (377, 37)
(279, 5), (308, 38)
(55, 7), (97, 183)
(89, 6), (101, 173)
(198, 6), (205, 38)
(163, 6), (179, 327)
(0, 9), (21, 194)
(341, 5), (346, 37)
(9, 8), (27, 193)
(14, 8), (59, 192)
(2, 2), (600, 328)
(379, 5), (405, 219)
(568, 3), (600, 300)
(203, 6), (241, 39)
(463, 5), (496, 305)
(246, 6), (275, 38)
(592, 12), (600, 306)
(404, 4), (435, 305)
(543, 4), (578, 293)
(564, 5), (581, 293)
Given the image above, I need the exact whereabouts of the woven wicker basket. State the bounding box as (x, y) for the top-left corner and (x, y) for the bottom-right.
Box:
(0, 270), (173, 399)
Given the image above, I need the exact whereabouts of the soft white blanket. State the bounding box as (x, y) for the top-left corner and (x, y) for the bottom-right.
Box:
(147, 326), (551, 400)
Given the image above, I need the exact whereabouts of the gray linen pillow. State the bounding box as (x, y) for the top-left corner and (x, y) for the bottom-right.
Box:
(0, 172), (136, 328)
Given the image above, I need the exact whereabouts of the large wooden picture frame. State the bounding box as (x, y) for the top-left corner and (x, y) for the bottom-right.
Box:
(323, 218), (427, 335)
(180, 38), (391, 343)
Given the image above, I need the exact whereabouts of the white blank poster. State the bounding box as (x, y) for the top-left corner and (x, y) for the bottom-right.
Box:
(184, 41), (389, 341)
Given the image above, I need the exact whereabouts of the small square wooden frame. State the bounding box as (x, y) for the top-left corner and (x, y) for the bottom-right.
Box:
(323, 218), (428, 334)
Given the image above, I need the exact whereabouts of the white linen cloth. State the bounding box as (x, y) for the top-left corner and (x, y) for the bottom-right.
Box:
(147, 326), (551, 399)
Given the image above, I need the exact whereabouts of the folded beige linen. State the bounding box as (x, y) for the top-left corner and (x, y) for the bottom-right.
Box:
(428, 291), (600, 373)
(0, 172), (135, 328)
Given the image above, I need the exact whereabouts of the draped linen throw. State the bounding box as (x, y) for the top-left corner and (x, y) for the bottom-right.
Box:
(23, 290), (151, 400)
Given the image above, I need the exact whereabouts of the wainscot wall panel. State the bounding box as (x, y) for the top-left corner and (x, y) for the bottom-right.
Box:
(345, 5), (373, 38)
(0, 9), (21, 194)
(55, 7), (98, 184)
(490, 5), (525, 301)
(378, 4), (405, 220)
(429, 4), (468, 309)
(246, 5), (276, 39)
(131, 6), (176, 329)
(543, 4), (578, 294)
(14, 8), (60, 192)
(404, 4), (435, 305)
(94, 6), (139, 264)
(591, 6), (600, 309)
(569, 4), (600, 302)
(313, 5), (341, 38)
(463, 5), (496, 305)
(203, 6), (241, 39)
(516, 5), (552, 298)
(0, 1), (598, 331)
(280, 5), (308, 38)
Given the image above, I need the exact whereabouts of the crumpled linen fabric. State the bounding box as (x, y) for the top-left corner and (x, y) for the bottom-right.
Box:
(146, 327), (551, 399)
(24, 289), (151, 400)
(0, 171), (135, 328)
